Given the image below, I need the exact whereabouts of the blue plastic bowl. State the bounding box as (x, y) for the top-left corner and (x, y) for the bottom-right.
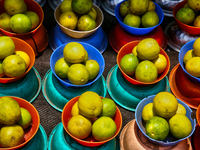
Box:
(135, 95), (196, 146)
(50, 42), (105, 88)
(115, 0), (164, 35)
(179, 40), (200, 84)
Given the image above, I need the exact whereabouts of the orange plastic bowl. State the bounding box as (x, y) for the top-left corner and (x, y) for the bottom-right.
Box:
(61, 96), (122, 147)
(117, 41), (170, 86)
(0, 37), (35, 84)
(173, 0), (200, 35)
(0, 0), (44, 37)
(0, 96), (40, 150)
(197, 105), (200, 125)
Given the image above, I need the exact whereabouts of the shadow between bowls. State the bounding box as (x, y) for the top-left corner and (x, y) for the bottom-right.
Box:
(42, 69), (107, 112)
(106, 65), (170, 111)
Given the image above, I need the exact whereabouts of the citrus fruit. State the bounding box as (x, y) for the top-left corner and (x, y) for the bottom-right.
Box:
(0, 124), (24, 148)
(0, 60), (5, 78)
(183, 49), (196, 64)
(0, 36), (15, 59)
(188, 0), (200, 11)
(193, 15), (200, 27)
(145, 116), (169, 141)
(132, 45), (137, 56)
(4, 0), (27, 15)
(58, 11), (78, 30)
(15, 51), (30, 69)
(98, 98), (116, 118)
(185, 57), (200, 77)
(153, 92), (178, 118)
(176, 7), (195, 25)
(83, 49), (89, 63)
(123, 13), (141, 28)
(10, 14), (32, 33)
(2, 55), (26, 77)
(119, 1), (130, 17)
(67, 115), (92, 139)
(193, 37), (200, 56)
(136, 38), (160, 60)
(25, 11), (40, 30)
(71, 0), (93, 15)
(85, 59), (100, 80)
(60, 0), (73, 13)
(129, 0), (149, 15)
(141, 11), (159, 28)
(0, 12), (12, 31)
(147, 1), (155, 11)
(77, 14), (96, 31)
(176, 103), (187, 115)
(135, 60), (158, 82)
(54, 57), (71, 79)
(120, 53), (139, 75)
(67, 63), (89, 85)
(78, 91), (103, 118)
(169, 114), (192, 139)
(63, 42), (86, 63)
(151, 54), (167, 74)
(0, 97), (21, 125)
(92, 116), (116, 141)
(71, 101), (80, 116)
(142, 103), (157, 123)
(87, 7), (97, 20)
(17, 107), (32, 129)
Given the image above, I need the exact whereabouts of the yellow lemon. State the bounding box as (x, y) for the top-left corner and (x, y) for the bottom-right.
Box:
(0, 12), (12, 32)
(147, 1), (156, 11)
(87, 7), (97, 20)
(71, 101), (80, 116)
(15, 51), (30, 69)
(59, 11), (78, 30)
(0, 36), (15, 59)
(60, 0), (73, 13)
(151, 54), (167, 74)
(185, 57), (200, 77)
(142, 11), (159, 28)
(4, 0), (27, 15)
(176, 103), (187, 115)
(183, 49), (196, 64)
(123, 13), (141, 28)
(71, 0), (93, 15)
(98, 98), (116, 118)
(85, 59), (100, 80)
(193, 37), (200, 56)
(25, 11), (40, 30)
(77, 14), (96, 31)
(119, 1), (130, 17)
(17, 107), (32, 129)
(0, 60), (5, 78)
(132, 45), (137, 56)
(142, 103), (157, 123)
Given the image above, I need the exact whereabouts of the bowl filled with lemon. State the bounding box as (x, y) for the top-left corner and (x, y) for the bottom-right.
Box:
(115, 0), (164, 36)
(0, 96), (40, 149)
(173, 0), (200, 35)
(50, 41), (105, 88)
(135, 92), (196, 146)
(179, 38), (200, 84)
(0, 36), (35, 84)
(54, 0), (103, 39)
(117, 38), (170, 86)
(61, 91), (122, 147)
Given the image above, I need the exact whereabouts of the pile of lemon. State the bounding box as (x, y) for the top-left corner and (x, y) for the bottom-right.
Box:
(119, 0), (159, 28)
(176, 0), (200, 27)
(58, 0), (97, 31)
(0, 36), (30, 78)
(120, 38), (167, 83)
(0, 96), (32, 148)
(0, 0), (40, 34)
(54, 42), (100, 85)
(142, 92), (192, 141)
(67, 91), (117, 141)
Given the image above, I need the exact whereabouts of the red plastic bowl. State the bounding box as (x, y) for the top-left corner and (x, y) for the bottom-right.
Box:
(0, 37), (35, 84)
(0, 96), (40, 150)
(61, 96), (122, 147)
(0, 0), (44, 37)
(117, 41), (170, 86)
(173, 0), (200, 35)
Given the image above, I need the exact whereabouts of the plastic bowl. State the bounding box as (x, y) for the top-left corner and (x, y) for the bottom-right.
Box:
(0, 37), (35, 84)
(54, 4), (103, 39)
(117, 41), (170, 86)
(197, 105), (200, 125)
(135, 95), (196, 146)
(179, 40), (200, 84)
(115, 0), (164, 36)
(50, 42), (105, 88)
(173, 1), (200, 35)
(0, 0), (44, 37)
(61, 95), (122, 147)
(0, 96), (40, 149)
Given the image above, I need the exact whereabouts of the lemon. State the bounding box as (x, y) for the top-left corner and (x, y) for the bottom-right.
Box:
(141, 11), (159, 28)
(136, 38), (160, 60)
(176, 7), (195, 25)
(78, 91), (103, 118)
(193, 15), (200, 27)
(169, 114), (192, 139)
(77, 14), (96, 31)
(153, 92), (178, 118)
(0, 60), (5, 78)
(0, 36), (15, 59)
(123, 13), (141, 28)
(98, 98), (116, 118)
(71, 101), (80, 116)
(67, 64), (89, 85)
(15, 51), (30, 69)
(129, 0), (149, 16)
(59, 11), (78, 30)
(67, 115), (92, 139)
(119, 1), (130, 17)
(142, 103), (157, 123)
(71, 0), (93, 15)
(132, 45), (138, 56)
(25, 11), (40, 30)
(83, 49), (89, 63)
(151, 54), (167, 74)
(135, 60), (158, 82)
(85, 59), (100, 80)
(193, 38), (200, 56)
(183, 49), (196, 64)
(185, 57), (200, 77)
(4, 0), (27, 15)
(188, 0), (200, 11)
(147, 1), (155, 11)
(60, 0), (73, 13)
(176, 103), (187, 115)
(0, 12), (12, 32)
(17, 107), (32, 129)
(87, 7), (97, 20)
